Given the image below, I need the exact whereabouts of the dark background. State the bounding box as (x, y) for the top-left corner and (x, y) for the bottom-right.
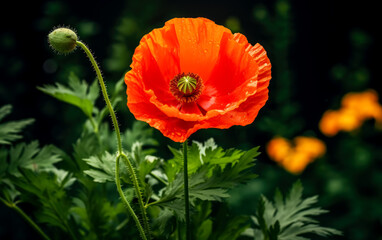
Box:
(1, 0), (381, 239)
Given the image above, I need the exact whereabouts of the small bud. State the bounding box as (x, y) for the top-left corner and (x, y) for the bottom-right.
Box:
(48, 27), (78, 54)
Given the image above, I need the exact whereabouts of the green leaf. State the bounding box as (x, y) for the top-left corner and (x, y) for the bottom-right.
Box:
(251, 180), (342, 240)
(11, 168), (78, 236)
(7, 141), (62, 177)
(73, 132), (103, 171)
(164, 139), (255, 182)
(127, 141), (160, 184)
(0, 178), (20, 203)
(197, 219), (213, 240)
(152, 207), (177, 238)
(83, 151), (115, 183)
(208, 205), (250, 240)
(0, 105), (34, 145)
(37, 72), (99, 117)
(197, 138), (244, 167)
(123, 121), (158, 150)
(156, 140), (259, 219)
(0, 148), (8, 178)
(70, 187), (125, 239)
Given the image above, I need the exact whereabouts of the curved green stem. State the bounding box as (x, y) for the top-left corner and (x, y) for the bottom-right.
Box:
(0, 198), (51, 240)
(183, 140), (191, 240)
(115, 155), (147, 240)
(120, 153), (151, 238)
(76, 40), (151, 239)
(76, 41), (122, 151)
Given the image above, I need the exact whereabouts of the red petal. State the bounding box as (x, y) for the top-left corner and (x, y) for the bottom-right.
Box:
(129, 23), (180, 105)
(166, 18), (231, 81)
(203, 32), (259, 111)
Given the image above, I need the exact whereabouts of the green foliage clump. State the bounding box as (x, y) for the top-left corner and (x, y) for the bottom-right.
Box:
(245, 181), (341, 240)
(0, 72), (341, 239)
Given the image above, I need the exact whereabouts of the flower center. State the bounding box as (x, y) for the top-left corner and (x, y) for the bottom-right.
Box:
(170, 72), (204, 103)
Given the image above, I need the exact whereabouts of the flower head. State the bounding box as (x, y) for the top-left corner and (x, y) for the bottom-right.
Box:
(125, 18), (271, 142)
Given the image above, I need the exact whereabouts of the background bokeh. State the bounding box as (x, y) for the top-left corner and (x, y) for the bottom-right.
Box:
(1, 0), (381, 239)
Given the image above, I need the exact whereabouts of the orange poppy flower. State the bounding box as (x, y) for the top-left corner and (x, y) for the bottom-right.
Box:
(266, 136), (326, 174)
(125, 18), (271, 142)
(319, 90), (382, 136)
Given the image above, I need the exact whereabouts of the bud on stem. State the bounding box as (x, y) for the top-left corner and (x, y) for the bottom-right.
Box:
(48, 28), (77, 54)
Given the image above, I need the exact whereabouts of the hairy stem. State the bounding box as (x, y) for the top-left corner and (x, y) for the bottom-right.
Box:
(76, 40), (151, 239)
(76, 41), (122, 151)
(183, 140), (191, 240)
(120, 153), (151, 239)
(0, 198), (51, 240)
(115, 155), (147, 240)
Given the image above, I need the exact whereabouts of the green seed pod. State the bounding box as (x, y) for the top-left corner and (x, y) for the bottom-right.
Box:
(177, 76), (197, 94)
(48, 27), (78, 54)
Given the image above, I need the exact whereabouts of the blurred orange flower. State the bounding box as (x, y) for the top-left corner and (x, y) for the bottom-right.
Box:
(341, 90), (382, 121)
(266, 137), (292, 163)
(319, 90), (382, 136)
(266, 136), (326, 174)
(124, 18), (271, 142)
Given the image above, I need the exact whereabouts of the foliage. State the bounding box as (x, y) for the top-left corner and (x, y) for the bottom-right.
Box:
(4, 0), (379, 238)
(0, 105), (34, 145)
(244, 181), (342, 240)
(0, 68), (341, 239)
(37, 72), (99, 118)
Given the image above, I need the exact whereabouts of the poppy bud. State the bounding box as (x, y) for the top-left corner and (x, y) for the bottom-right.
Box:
(48, 27), (77, 54)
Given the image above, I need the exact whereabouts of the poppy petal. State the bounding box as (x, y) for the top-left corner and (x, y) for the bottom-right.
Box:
(202, 32), (259, 111)
(129, 23), (180, 104)
(166, 18), (231, 81)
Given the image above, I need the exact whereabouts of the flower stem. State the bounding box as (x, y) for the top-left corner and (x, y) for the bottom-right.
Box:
(115, 155), (147, 240)
(76, 41), (122, 151)
(76, 40), (151, 239)
(183, 140), (191, 240)
(120, 153), (151, 239)
(0, 198), (51, 240)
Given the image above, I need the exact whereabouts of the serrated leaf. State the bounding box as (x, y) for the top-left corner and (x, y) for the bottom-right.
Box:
(0, 178), (20, 203)
(7, 141), (62, 177)
(11, 168), (78, 236)
(123, 121), (158, 150)
(189, 188), (229, 201)
(70, 188), (125, 239)
(152, 207), (177, 236)
(37, 72), (99, 117)
(73, 132), (103, 171)
(83, 151), (115, 183)
(0, 105), (12, 121)
(209, 206), (250, 240)
(0, 105), (34, 145)
(160, 199), (185, 222)
(157, 141), (259, 212)
(251, 180), (342, 240)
